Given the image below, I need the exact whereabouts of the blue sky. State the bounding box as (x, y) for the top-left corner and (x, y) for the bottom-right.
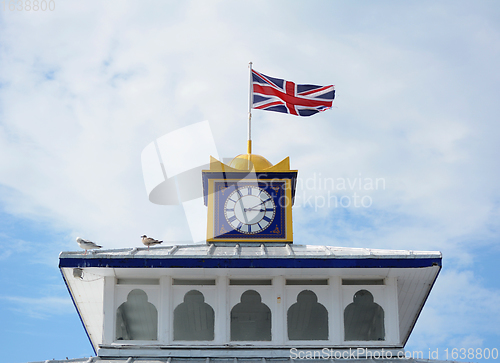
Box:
(1, 1), (500, 362)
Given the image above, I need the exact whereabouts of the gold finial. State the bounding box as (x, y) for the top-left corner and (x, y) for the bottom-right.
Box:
(228, 154), (273, 171)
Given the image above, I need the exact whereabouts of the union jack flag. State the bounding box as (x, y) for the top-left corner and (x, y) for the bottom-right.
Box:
(251, 69), (335, 117)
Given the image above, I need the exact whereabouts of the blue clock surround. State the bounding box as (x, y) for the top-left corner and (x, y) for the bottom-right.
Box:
(202, 172), (298, 206)
(214, 180), (286, 239)
(203, 171), (298, 242)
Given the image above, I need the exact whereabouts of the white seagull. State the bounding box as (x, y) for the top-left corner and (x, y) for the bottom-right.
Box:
(76, 237), (102, 254)
(141, 235), (163, 250)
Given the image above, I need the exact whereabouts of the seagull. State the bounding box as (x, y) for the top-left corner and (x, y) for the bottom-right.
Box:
(141, 235), (163, 250)
(76, 237), (102, 254)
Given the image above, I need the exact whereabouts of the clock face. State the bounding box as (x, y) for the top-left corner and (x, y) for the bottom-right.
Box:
(224, 186), (276, 234)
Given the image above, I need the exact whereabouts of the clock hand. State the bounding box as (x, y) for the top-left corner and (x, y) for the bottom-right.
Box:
(237, 198), (249, 224)
(244, 207), (266, 212)
(245, 200), (269, 211)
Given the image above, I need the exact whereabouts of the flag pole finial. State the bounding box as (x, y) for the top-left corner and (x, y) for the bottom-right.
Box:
(248, 62), (253, 154)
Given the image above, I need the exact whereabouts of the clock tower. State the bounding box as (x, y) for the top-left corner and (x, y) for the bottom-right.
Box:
(202, 153), (297, 243)
(49, 66), (445, 363)
(57, 149), (443, 361)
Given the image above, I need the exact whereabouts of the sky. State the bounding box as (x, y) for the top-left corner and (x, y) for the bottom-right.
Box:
(1, 0), (500, 362)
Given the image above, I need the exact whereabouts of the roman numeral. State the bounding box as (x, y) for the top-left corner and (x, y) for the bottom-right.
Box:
(263, 216), (271, 222)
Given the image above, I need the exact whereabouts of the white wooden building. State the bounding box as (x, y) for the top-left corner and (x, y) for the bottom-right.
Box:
(58, 243), (441, 360)
(36, 154), (443, 363)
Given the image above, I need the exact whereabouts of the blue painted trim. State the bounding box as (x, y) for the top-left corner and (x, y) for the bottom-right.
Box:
(59, 269), (97, 355)
(59, 257), (441, 269)
(202, 171), (298, 206)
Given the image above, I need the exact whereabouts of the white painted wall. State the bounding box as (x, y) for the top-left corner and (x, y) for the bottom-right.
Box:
(102, 269), (400, 347)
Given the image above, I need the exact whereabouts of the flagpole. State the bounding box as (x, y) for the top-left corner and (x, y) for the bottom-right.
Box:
(248, 61), (253, 154)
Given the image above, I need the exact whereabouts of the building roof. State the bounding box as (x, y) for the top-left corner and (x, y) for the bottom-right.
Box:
(31, 357), (458, 363)
(59, 243), (442, 269)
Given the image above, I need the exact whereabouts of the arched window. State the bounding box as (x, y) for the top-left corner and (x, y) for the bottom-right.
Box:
(116, 289), (158, 340)
(287, 290), (328, 340)
(230, 290), (271, 341)
(344, 289), (385, 341)
(173, 290), (215, 341)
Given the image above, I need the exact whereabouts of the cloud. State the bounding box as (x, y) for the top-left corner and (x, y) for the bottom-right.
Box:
(0, 1), (499, 358)
(0, 295), (74, 319)
(1, 1), (498, 251)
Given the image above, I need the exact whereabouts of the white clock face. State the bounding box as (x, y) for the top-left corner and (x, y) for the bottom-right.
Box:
(224, 186), (276, 234)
